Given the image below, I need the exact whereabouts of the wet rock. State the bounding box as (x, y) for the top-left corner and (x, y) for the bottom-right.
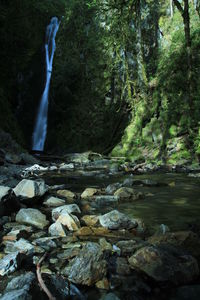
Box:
(13, 179), (48, 199)
(52, 204), (81, 221)
(148, 231), (200, 259)
(114, 187), (144, 200)
(16, 208), (49, 229)
(48, 221), (67, 237)
(81, 188), (99, 199)
(105, 183), (122, 195)
(93, 195), (119, 206)
(43, 196), (66, 207)
(63, 242), (107, 286)
(57, 212), (80, 231)
(128, 245), (199, 284)
(0, 252), (21, 276)
(99, 210), (138, 230)
(81, 215), (99, 227)
(57, 189), (76, 199)
(4, 238), (34, 256)
(32, 237), (57, 251)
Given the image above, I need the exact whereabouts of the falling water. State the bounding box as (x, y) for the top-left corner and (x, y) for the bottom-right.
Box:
(32, 17), (60, 151)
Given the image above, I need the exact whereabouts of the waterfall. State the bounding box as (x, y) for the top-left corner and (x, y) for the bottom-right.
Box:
(32, 17), (60, 151)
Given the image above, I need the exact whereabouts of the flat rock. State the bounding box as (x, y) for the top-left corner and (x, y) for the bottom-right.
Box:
(81, 215), (99, 226)
(128, 245), (199, 284)
(0, 252), (21, 276)
(43, 196), (66, 207)
(16, 208), (49, 229)
(13, 179), (48, 199)
(99, 210), (138, 230)
(52, 204), (81, 221)
(63, 242), (107, 286)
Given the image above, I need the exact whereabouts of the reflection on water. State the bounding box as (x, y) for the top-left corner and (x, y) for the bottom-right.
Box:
(43, 172), (200, 232)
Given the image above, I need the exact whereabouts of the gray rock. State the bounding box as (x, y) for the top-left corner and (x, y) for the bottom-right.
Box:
(0, 289), (31, 300)
(99, 210), (138, 230)
(6, 271), (35, 291)
(128, 245), (199, 284)
(0, 252), (21, 276)
(4, 239), (34, 256)
(48, 221), (67, 237)
(63, 242), (107, 286)
(52, 204), (81, 221)
(13, 179), (48, 199)
(105, 183), (122, 195)
(32, 237), (57, 251)
(43, 196), (66, 207)
(93, 195), (119, 207)
(0, 186), (11, 201)
(16, 208), (49, 229)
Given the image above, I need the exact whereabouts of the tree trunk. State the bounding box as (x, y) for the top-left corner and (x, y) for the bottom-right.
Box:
(170, 0), (173, 18)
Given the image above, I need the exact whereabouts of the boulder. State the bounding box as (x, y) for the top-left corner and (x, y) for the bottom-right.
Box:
(43, 196), (65, 207)
(63, 242), (107, 286)
(52, 204), (81, 221)
(13, 179), (48, 199)
(128, 245), (199, 284)
(16, 208), (49, 229)
(99, 210), (138, 230)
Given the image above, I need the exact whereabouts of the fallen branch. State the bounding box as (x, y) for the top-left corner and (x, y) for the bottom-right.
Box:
(36, 253), (56, 300)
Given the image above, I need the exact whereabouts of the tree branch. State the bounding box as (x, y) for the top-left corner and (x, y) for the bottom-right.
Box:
(173, 0), (184, 14)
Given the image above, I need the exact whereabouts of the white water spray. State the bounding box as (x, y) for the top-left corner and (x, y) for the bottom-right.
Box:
(32, 17), (60, 151)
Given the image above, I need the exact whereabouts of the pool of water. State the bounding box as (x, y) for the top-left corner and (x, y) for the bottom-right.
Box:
(43, 172), (200, 232)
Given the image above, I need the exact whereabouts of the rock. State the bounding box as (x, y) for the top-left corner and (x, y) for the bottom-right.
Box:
(74, 226), (111, 238)
(5, 271), (35, 291)
(116, 257), (131, 275)
(148, 231), (200, 259)
(0, 289), (31, 300)
(3, 229), (30, 242)
(99, 210), (138, 230)
(128, 245), (199, 284)
(52, 204), (81, 221)
(63, 242), (107, 286)
(81, 188), (99, 199)
(48, 221), (67, 237)
(116, 239), (147, 256)
(59, 163), (75, 171)
(5, 153), (22, 164)
(43, 196), (66, 207)
(0, 252), (21, 276)
(93, 195), (119, 206)
(3, 223), (33, 233)
(57, 212), (80, 231)
(114, 187), (144, 200)
(13, 179), (48, 199)
(32, 237), (57, 251)
(57, 247), (81, 260)
(105, 183), (122, 195)
(81, 215), (99, 227)
(4, 238), (34, 256)
(99, 238), (112, 252)
(96, 278), (110, 290)
(56, 189), (76, 199)
(20, 153), (39, 165)
(16, 208), (49, 229)
(99, 293), (121, 300)
(0, 186), (11, 201)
